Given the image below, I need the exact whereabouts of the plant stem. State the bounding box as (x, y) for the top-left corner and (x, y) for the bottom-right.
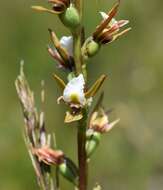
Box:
(73, 0), (83, 75)
(77, 110), (87, 190)
(74, 0), (83, 19)
(73, 31), (82, 75)
(73, 1), (87, 189)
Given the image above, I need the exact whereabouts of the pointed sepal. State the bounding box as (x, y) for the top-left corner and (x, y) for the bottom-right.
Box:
(52, 74), (66, 91)
(31, 6), (59, 14)
(93, 1), (120, 39)
(48, 29), (70, 63)
(85, 75), (107, 98)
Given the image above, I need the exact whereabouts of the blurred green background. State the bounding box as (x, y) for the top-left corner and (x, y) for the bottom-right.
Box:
(0, 0), (163, 189)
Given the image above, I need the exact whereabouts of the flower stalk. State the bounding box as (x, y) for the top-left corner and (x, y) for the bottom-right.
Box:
(77, 109), (88, 190)
(16, 0), (131, 190)
(73, 31), (83, 75)
(73, 1), (88, 189)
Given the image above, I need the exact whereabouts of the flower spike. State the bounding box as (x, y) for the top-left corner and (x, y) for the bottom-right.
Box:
(16, 0), (132, 188)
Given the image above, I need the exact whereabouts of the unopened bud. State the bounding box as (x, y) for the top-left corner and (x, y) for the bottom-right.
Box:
(85, 40), (100, 58)
(67, 72), (76, 81)
(59, 5), (80, 29)
(59, 157), (78, 185)
(86, 131), (101, 158)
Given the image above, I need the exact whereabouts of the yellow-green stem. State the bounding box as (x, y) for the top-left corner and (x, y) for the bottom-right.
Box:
(73, 0), (83, 75)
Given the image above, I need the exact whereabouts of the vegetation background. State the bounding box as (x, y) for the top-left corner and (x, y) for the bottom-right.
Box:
(0, 0), (163, 189)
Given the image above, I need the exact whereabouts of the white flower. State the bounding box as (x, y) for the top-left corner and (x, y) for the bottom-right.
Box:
(63, 74), (86, 105)
(60, 36), (73, 56)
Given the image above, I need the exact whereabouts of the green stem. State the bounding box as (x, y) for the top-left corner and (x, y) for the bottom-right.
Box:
(73, 30), (82, 75)
(73, 0), (83, 75)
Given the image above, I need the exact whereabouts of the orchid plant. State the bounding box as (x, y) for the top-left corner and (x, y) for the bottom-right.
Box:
(15, 0), (131, 190)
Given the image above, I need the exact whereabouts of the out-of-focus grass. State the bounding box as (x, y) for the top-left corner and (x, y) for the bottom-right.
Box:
(0, 0), (163, 189)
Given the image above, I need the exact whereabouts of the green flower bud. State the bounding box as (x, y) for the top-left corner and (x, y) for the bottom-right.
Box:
(59, 158), (78, 185)
(59, 5), (80, 29)
(86, 131), (101, 158)
(85, 40), (100, 57)
(67, 72), (76, 81)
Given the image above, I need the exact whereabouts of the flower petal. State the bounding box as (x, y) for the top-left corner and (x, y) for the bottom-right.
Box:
(63, 74), (86, 105)
(100, 11), (109, 20)
(60, 36), (73, 56)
